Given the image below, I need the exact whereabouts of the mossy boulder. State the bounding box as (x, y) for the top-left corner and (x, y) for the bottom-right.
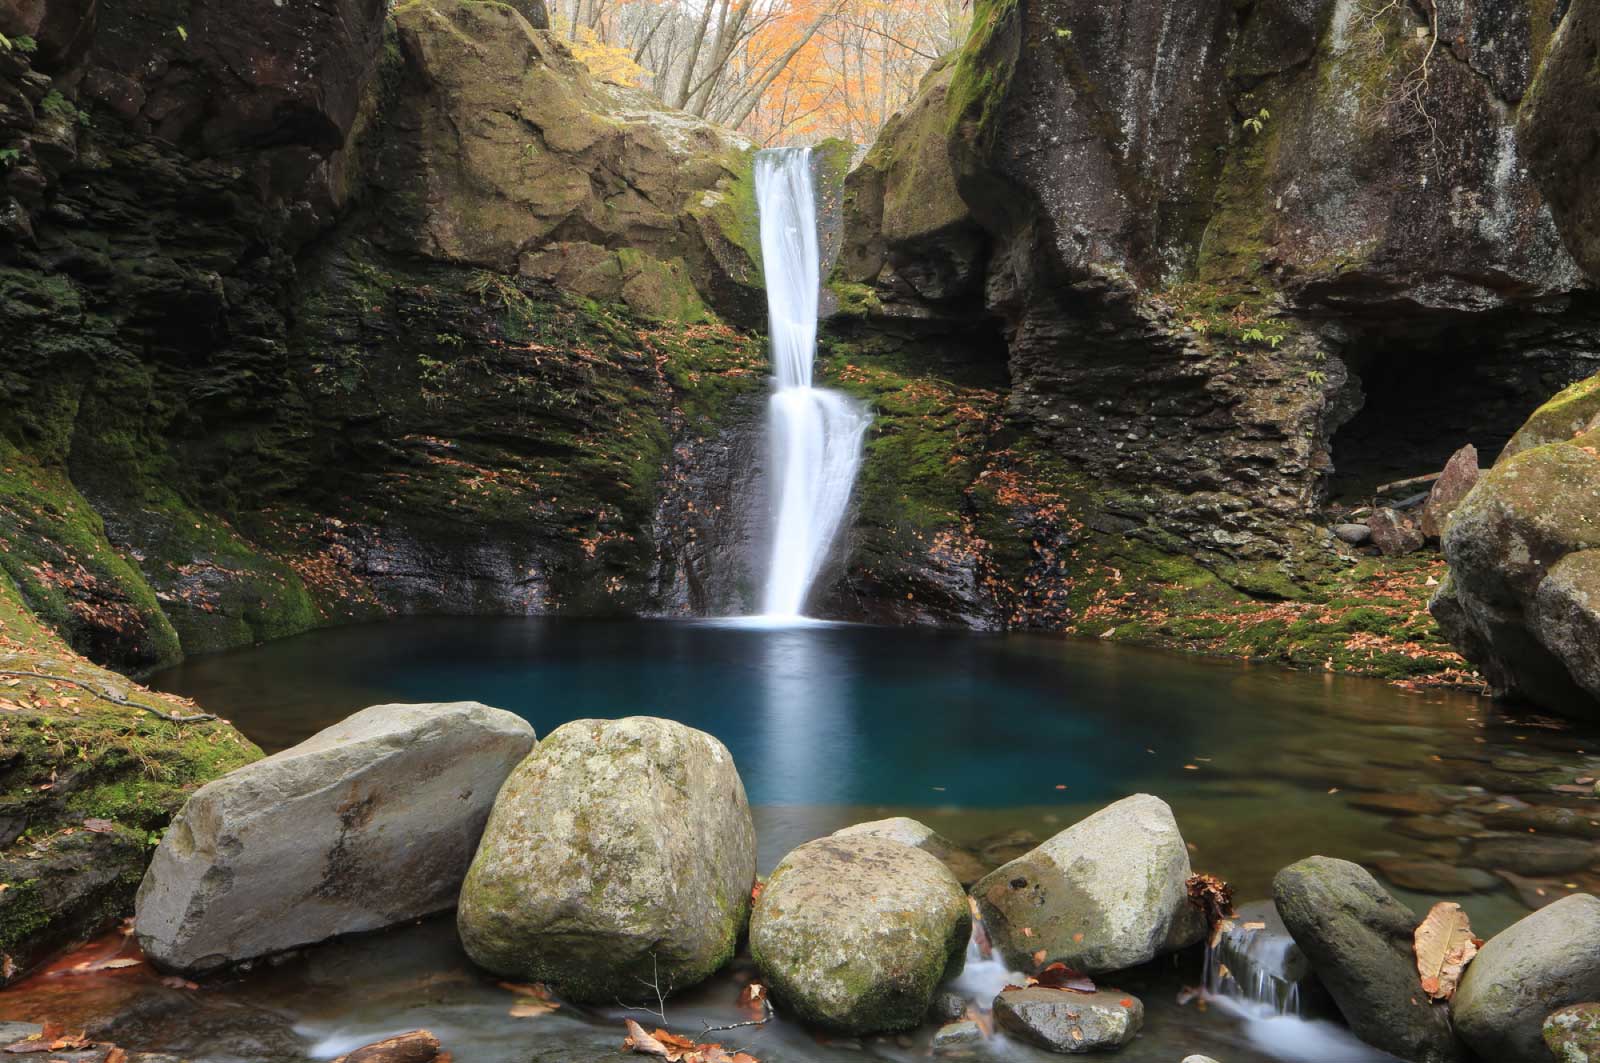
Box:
(1433, 384), (1600, 719)
(1273, 857), (1460, 1063)
(1453, 895), (1600, 1063)
(457, 717), (756, 1003)
(837, 55), (985, 305)
(384, 0), (759, 321)
(749, 835), (970, 1035)
(971, 794), (1204, 976)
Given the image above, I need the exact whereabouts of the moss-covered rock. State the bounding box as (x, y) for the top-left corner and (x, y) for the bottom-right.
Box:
(384, 0), (760, 321)
(1434, 384), (1600, 718)
(0, 572), (260, 982)
(457, 717), (756, 1003)
(750, 835), (970, 1035)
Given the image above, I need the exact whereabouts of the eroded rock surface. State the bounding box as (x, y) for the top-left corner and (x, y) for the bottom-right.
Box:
(136, 702), (533, 973)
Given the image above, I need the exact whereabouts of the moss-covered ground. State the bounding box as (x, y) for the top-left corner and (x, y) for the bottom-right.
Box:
(822, 327), (1476, 689)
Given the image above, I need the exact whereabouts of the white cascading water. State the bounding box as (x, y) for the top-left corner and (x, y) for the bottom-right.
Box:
(754, 147), (870, 620)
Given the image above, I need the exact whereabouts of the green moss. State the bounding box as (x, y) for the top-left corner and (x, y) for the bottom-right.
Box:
(1504, 372), (1600, 456)
(946, 0), (1020, 145)
(0, 442), (181, 670)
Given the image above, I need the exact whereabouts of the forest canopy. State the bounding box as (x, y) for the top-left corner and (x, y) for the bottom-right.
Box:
(553, 0), (968, 144)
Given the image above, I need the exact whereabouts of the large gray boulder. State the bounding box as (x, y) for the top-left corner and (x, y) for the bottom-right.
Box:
(971, 794), (1204, 974)
(750, 835), (970, 1034)
(993, 987), (1144, 1053)
(1273, 857), (1460, 1063)
(1452, 894), (1600, 1062)
(136, 702), (535, 974)
(831, 816), (987, 886)
(457, 717), (755, 1002)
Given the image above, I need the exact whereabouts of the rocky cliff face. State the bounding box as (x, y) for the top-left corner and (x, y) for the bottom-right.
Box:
(825, 0), (1599, 636)
(0, 0), (769, 671)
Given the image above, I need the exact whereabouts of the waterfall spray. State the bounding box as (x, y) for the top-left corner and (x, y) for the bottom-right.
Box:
(754, 148), (869, 619)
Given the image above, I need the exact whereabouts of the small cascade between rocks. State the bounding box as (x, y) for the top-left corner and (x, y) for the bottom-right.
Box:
(1202, 904), (1398, 1063)
(752, 147), (870, 621)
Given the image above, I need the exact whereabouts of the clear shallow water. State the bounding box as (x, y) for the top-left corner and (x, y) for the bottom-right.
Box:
(145, 618), (1600, 919)
(6, 618), (1597, 1062)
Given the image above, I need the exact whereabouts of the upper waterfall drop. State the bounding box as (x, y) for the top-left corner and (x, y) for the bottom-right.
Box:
(754, 148), (870, 620)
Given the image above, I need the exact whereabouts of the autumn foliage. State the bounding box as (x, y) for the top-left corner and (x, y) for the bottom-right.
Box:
(554, 0), (968, 143)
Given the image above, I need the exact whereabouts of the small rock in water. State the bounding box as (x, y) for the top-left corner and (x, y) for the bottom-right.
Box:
(1546, 1002), (1600, 1063)
(1368, 508), (1426, 556)
(1466, 833), (1600, 876)
(1371, 858), (1500, 894)
(332, 1030), (442, 1063)
(1334, 523), (1372, 545)
(1182, 1056), (1223, 1063)
(973, 794), (1204, 974)
(992, 986), (1143, 1053)
(931, 1020), (984, 1053)
(751, 835), (970, 1034)
(1347, 791), (1451, 816)
(973, 828), (1039, 867)
(1453, 894), (1600, 1061)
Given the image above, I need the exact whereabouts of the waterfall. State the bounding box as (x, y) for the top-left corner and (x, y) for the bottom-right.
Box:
(754, 148), (869, 619)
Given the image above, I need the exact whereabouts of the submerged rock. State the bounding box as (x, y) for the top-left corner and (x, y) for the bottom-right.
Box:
(750, 835), (969, 1034)
(931, 1019), (984, 1052)
(332, 1030), (443, 1063)
(832, 816), (987, 886)
(1547, 1003), (1600, 1063)
(1452, 894), (1600, 1062)
(136, 702), (533, 974)
(992, 987), (1144, 1054)
(972, 794), (1204, 975)
(1273, 857), (1460, 1063)
(1466, 834), (1599, 876)
(457, 717), (755, 1002)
